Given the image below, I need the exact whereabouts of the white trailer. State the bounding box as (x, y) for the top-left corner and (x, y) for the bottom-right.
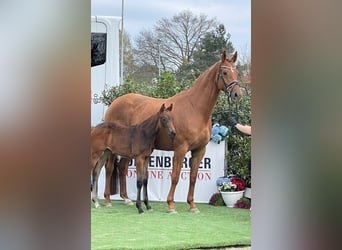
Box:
(91, 16), (121, 126)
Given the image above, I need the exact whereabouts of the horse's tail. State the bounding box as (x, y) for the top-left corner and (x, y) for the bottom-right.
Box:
(90, 170), (94, 191)
(110, 155), (120, 195)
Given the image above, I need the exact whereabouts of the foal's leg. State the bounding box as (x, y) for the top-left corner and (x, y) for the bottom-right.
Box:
(118, 158), (134, 205)
(187, 147), (206, 213)
(142, 157), (152, 211)
(166, 147), (188, 213)
(135, 158), (144, 214)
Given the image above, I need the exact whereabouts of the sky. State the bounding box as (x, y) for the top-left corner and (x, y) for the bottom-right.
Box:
(91, 0), (251, 59)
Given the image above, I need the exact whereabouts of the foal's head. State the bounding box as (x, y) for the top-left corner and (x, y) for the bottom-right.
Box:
(159, 103), (176, 139)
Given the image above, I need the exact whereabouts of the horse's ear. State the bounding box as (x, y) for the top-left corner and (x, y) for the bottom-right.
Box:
(230, 51), (238, 63)
(160, 103), (166, 112)
(166, 103), (173, 111)
(221, 50), (227, 62)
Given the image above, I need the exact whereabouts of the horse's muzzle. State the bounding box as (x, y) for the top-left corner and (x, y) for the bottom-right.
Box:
(230, 87), (242, 101)
(169, 130), (176, 139)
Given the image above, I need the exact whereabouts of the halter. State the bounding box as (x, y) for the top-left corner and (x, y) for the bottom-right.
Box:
(218, 63), (240, 99)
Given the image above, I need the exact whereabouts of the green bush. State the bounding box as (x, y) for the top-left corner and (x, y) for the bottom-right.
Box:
(101, 78), (154, 106)
(224, 86), (251, 187)
(101, 71), (192, 105)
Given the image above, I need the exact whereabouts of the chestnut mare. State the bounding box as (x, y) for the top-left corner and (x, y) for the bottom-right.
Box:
(104, 50), (242, 213)
(91, 103), (175, 213)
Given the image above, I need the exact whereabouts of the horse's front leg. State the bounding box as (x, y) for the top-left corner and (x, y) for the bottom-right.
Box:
(135, 158), (144, 214)
(142, 157), (152, 211)
(187, 147), (206, 213)
(118, 158), (134, 205)
(166, 148), (187, 213)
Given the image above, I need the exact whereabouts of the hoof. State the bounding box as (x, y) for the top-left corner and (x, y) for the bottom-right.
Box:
(124, 199), (134, 206)
(94, 203), (101, 209)
(104, 203), (112, 207)
(167, 209), (177, 214)
(147, 208), (153, 212)
(189, 207), (200, 213)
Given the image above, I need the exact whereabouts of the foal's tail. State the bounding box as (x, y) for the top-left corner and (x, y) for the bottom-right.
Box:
(91, 148), (112, 191)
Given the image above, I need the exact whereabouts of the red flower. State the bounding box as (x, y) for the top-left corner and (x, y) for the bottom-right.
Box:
(230, 177), (245, 191)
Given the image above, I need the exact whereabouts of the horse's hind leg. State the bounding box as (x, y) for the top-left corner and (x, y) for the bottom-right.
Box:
(91, 164), (101, 208)
(118, 158), (133, 205)
(92, 149), (111, 208)
(104, 154), (115, 207)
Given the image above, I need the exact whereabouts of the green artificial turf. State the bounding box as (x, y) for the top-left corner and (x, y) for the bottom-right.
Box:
(91, 200), (251, 250)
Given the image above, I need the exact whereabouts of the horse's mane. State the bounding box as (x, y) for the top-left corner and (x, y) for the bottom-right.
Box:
(136, 110), (160, 136)
(94, 121), (130, 131)
(95, 109), (160, 138)
(170, 61), (220, 98)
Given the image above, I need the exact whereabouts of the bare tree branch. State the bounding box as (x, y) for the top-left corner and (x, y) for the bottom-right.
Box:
(134, 10), (217, 72)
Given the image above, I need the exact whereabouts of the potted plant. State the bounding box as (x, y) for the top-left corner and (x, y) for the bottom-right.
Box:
(216, 176), (245, 207)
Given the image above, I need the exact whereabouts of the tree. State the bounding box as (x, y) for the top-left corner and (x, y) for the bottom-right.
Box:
(134, 10), (217, 77)
(235, 44), (251, 81)
(133, 29), (160, 80)
(121, 30), (135, 80)
(192, 24), (235, 73)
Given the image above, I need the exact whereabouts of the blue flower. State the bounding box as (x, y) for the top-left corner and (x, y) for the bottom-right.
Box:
(216, 177), (231, 186)
(223, 177), (231, 183)
(211, 123), (229, 143)
(212, 134), (222, 143)
(219, 125), (229, 136)
(212, 126), (220, 136)
(216, 177), (225, 186)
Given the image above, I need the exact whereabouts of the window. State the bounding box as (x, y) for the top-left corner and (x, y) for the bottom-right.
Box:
(91, 33), (107, 67)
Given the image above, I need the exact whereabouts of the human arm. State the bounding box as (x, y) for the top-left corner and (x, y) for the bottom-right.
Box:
(235, 123), (251, 135)
(228, 117), (251, 136)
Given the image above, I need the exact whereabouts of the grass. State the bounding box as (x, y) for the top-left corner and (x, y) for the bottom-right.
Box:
(91, 200), (251, 250)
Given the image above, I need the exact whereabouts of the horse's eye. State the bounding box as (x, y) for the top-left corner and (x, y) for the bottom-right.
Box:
(160, 117), (167, 123)
(223, 71), (227, 76)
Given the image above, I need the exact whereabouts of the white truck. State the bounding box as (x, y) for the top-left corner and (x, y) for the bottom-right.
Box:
(91, 16), (121, 126)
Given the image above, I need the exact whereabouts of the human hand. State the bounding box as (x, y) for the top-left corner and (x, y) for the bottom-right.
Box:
(228, 117), (238, 127)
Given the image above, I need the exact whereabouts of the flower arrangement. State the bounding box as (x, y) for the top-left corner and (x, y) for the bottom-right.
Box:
(216, 176), (245, 192)
(211, 123), (229, 144)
